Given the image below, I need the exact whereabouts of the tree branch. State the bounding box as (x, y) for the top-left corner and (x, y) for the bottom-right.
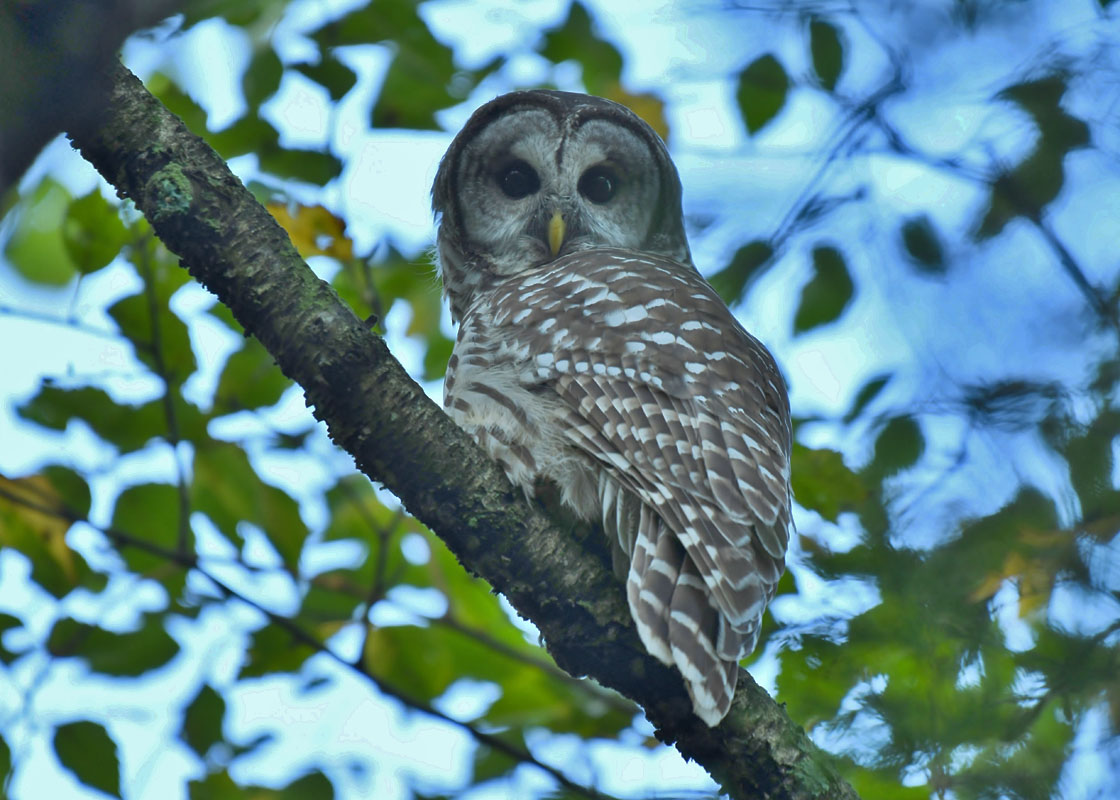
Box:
(64, 59), (858, 800)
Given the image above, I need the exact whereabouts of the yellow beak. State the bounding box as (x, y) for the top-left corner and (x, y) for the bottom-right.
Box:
(547, 210), (565, 257)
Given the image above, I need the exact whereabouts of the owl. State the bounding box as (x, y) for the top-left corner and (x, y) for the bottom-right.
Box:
(431, 90), (791, 726)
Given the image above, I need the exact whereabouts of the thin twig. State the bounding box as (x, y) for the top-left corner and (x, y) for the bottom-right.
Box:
(0, 304), (143, 347)
(134, 236), (193, 554)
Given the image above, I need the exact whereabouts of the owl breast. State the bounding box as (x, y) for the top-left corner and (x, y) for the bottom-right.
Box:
(444, 299), (604, 520)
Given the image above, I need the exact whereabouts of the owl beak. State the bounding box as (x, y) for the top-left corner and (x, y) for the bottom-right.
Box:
(547, 210), (566, 257)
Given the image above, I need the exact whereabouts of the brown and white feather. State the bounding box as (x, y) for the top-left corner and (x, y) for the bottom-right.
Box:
(434, 90), (791, 726)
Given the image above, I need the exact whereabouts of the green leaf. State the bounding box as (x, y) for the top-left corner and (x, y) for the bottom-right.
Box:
(775, 638), (849, 726)
(63, 190), (130, 274)
(708, 240), (775, 305)
(0, 613), (21, 663)
(257, 146), (342, 185)
(210, 115), (280, 159)
(180, 0), (284, 29)
(843, 373), (890, 423)
(976, 76), (1090, 239)
(239, 623), (316, 678)
(278, 771), (334, 799)
(189, 770), (334, 800)
(47, 616), (179, 677)
(180, 684), (226, 757)
(294, 56), (357, 101)
(315, 0), (462, 129)
(108, 253), (196, 382)
(809, 19), (844, 91)
(53, 721), (121, 798)
(3, 176), (77, 285)
(111, 483), (184, 578)
(791, 445), (867, 522)
(472, 733), (525, 784)
(243, 46), (284, 108)
(0, 473), (104, 598)
(977, 151), (1066, 238)
(900, 215), (945, 272)
(214, 338), (290, 412)
(541, 1), (623, 95)
(0, 732), (10, 785)
(846, 769), (931, 800)
(192, 441), (308, 570)
(18, 385), (207, 453)
(868, 416), (924, 477)
(188, 771), (244, 800)
(1064, 409), (1120, 520)
(1000, 76), (1090, 152)
(793, 245), (854, 333)
(147, 73), (211, 135)
(422, 333), (455, 382)
(42, 465), (92, 518)
(736, 54), (789, 134)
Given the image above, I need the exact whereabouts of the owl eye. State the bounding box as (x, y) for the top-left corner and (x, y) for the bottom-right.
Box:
(578, 165), (618, 204)
(497, 160), (540, 199)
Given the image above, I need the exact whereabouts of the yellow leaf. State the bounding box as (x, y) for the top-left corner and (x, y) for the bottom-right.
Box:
(969, 548), (1055, 617)
(969, 551), (1027, 604)
(267, 203), (354, 261)
(0, 474), (81, 588)
(602, 82), (670, 140)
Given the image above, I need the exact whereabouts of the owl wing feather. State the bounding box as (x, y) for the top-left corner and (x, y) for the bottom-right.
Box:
(488, 248), (791, 723)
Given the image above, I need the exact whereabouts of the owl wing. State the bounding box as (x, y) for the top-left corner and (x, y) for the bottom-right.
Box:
(491, 249), (791, 718)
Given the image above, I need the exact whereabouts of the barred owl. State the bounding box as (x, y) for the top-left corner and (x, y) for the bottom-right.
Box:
(432, 90), (791, 726)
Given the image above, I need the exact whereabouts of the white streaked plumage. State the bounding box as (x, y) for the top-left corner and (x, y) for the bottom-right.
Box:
(432, 90), (791, 726)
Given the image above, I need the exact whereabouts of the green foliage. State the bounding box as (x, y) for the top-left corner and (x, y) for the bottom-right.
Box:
(868, 416), (924, 478)
(0, 614), (21, 664)
(809, 19), (845, 92)
(180, 684), (227, 758)
(293, 56), (357, 102)
(900, 215), (945, 273)
(793, 245), (854, 334)
(63, 190), (130, 274)
(0, 733), (10, 786)
(843, 374), (890, 424)
(976, 75), (1090, 238)
(3, 177), (77, 285)
(314, 0), (500, 131)
(47, 615), (180, 676)
(53, 721), (121, 798)
(791, 445), (866, 522)
(709, 240), (775, 305)
(737, 54), (790, 134)
(192, 441), (308, 569)
(0, 473), (105, 598)
(541, 2), (669, 136)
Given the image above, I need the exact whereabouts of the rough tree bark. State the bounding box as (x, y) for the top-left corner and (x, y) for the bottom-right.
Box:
(62, 59), (859, 800)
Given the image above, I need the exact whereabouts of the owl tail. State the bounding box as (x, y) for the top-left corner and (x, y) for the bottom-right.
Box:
(625, 505), (737, 726)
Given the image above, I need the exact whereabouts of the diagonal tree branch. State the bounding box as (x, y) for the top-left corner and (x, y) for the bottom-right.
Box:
(63, 58), (858, 800)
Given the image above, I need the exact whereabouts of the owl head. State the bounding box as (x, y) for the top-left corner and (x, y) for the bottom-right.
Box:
(432, 90), (691, 320)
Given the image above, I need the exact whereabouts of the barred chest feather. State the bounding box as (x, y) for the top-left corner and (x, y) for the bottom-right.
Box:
(443, 309), (604, 521)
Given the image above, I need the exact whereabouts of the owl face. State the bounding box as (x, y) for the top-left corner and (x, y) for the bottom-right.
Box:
(433, 91), (691, 320)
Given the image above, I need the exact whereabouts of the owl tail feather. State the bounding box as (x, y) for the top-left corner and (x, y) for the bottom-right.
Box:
(625, 506), (737, 726)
